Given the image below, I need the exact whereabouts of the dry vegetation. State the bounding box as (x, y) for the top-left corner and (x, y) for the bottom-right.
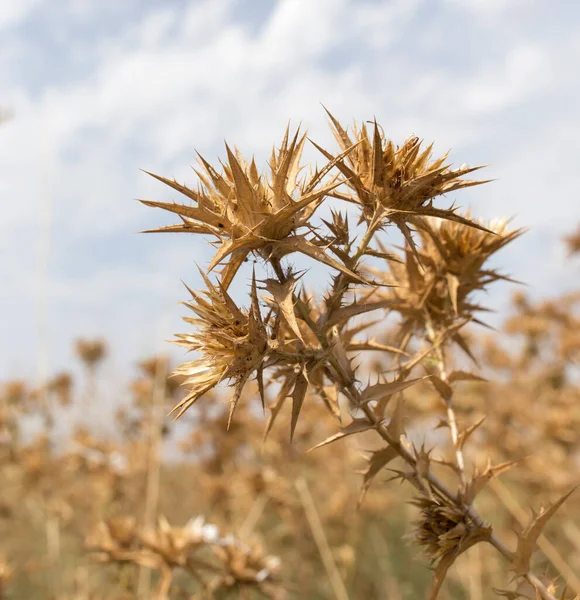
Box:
(2, 111), (580, 599)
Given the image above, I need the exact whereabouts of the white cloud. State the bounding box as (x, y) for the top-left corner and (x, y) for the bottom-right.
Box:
(0, 0), (41, 29)
(457, 43), (549, 114)
(444, 0), (528, 19)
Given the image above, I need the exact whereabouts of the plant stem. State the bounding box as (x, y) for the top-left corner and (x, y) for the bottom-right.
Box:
(267, 224), (559, 600)
(424, 314), (467, 491)
(295, 477), (350, 600)
(138, 355), (167, 600)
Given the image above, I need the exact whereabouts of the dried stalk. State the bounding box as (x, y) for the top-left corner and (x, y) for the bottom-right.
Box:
(271, 251), (558, 600)
(295, 477), (350, 600)
(424, 313), (467, 490)
(137, 355), (168, 599)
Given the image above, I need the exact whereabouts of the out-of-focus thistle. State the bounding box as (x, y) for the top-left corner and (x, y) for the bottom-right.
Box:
(75, 338), (107, 369)
(86, 515), (282, 599)
(565, 224), (580, 255)
(46, 372), (73, 407)
(2, 381), (27, 408)
(141, 126), (361, 289)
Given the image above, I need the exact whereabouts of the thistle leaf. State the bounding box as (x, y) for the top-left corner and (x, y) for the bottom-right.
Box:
(322, 299), (396, 331)
(448, 371), (487, 384)
(308, 419), (375, 452)
(512, 487), (577, 576)
(261, 277), (304, 344)
(429, 530), (490, 600)
(429, 552), (457, 600)
(358, 446), (398, 506)
(290, 370), (309, 441)
(446, 273), (460, 315)
(457, 416), (486, 450)
(464, 460), (521, 504)
(430, 376), (452, 402)
(227, 372), (251, 429)
(263, 377), (294, 441)
(387, 395), (406, 441)
(360, 377), (426, 406)
(142, 171), (201, 203)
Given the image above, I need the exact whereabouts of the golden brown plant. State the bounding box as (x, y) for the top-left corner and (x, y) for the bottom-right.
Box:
(312, 109), (492, 255)
(86, 514), (283, 599)
(565, 224), (580, 255)
(142, 111), (577, 599)
(75, 338), (107, 368)
(47, 372), (73, 406)
(171, 271), (268, 421)
(369, 215), (523, 349)
(141, 126), (361, 290)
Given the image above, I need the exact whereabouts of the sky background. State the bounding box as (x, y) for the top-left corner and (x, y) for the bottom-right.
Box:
(1, 0), (579, 390)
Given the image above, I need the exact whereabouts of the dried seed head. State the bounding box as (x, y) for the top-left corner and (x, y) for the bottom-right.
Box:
(75, 338), (107, 368)
(105, 516), (137, 548)
(47, 372), (73, 406)
(373, 216), (523, 339)
(139, 515), (202, 564)
(212, 538), (281, 586)
(314, 110), (492, 255)
(412, 496), (486, 561)
(565, 224), (580, 255)
(171, 272), (268, 420)
(3, 380), (27, 407)
(142, 126), (343, 289)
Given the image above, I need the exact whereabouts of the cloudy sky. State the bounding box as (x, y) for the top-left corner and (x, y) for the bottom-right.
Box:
(1, 0), (579, 385)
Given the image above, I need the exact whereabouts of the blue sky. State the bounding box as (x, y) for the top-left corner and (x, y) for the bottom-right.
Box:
(1, 0), (579, 385)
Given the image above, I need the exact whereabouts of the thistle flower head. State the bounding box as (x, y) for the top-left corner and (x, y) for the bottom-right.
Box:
(565, 224), (580, 255)
(172, 271), (268, 422)
(75, 338), (107, 368)
(374, 216), (523, 339)
(420, 215), (523, 275)
(412, 494), (492, 574)
(142, 126), (345, 289)
(312, 110), (492, 255)
(47, 372), (73, 406)
(413, 496), (471, 561)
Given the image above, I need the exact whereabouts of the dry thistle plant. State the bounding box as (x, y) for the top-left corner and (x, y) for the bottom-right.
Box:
(138, 111), (576, 600)
(75, 338), (107, 369)
(86, 514), (283, 599)
(565, 225), (580, 256)
(46, 372), (73, 407)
